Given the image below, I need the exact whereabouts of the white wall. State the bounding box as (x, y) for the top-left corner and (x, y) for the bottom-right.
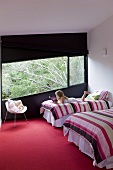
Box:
(0, 37), (1, 127)
(88, 15), (113, 103)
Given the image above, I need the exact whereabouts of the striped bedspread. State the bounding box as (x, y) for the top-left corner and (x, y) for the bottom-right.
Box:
(86, 100), (110, 111)
(41, 100), (91, 119)
(63, 108), (113, 164)
(41, 100), (110, 120)
(41, 100), (74, 119)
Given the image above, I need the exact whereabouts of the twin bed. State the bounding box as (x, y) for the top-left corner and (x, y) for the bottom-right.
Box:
(41, 98), (112, 127)
(63, 108), (113, 169)
(40, 91), (113, 169)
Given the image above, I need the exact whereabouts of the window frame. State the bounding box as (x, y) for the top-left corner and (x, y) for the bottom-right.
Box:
(2, 55), (88, 100)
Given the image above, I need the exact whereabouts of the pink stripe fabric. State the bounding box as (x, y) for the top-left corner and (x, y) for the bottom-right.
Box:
(64, 104), (69, 115)
(66, 118), (106, 160)
(93, 109), (113, 118)
(57, 104), (65, 117)
(53, 107), (61, 118)
(71, 102), (91, 113)
(95, 101), (99, 110)
(74, 115), (113, 157)
(87, 100), (109, 111)
(65, 110), (113, 161)
(99, 90), (109, 100)
(41, 99), (110, 119)
(83, 103), (86, 112)
(78, 103), (81, 112)
(80, 112), (113, 130)
(99, 101), (104, 110)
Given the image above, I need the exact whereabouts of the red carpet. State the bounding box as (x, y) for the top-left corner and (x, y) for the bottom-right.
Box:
(0, 118), (106, 170)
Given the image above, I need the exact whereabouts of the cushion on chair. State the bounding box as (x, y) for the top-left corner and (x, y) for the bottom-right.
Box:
(7, 99), (26, 113)
(8, 99), (20, 113)
(14, 100), (24, 111)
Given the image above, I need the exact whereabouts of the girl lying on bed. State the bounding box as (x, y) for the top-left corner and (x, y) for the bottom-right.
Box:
(54, 89), (108, 104)
(54, 90), (91, 104)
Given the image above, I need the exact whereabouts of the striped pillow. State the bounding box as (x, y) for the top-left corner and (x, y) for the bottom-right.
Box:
(71, 102), (91, 113)
(98, 90), (109, 100)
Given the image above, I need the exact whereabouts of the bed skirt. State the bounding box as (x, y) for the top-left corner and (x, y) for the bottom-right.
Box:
(43, 110), (72, 127)
(63, 126), (113, 169)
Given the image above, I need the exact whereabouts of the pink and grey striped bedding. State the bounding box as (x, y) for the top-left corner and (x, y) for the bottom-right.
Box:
(41, 100), (74, 119)
(63, 108), (113, 164)
(98, 90), (109, 100)
(86, 100), (110, 111)
(41, 100), (91, 119)
(41, 100), (110, 120)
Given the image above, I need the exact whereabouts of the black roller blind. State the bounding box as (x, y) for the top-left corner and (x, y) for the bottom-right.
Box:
(1, 33), (88, 63)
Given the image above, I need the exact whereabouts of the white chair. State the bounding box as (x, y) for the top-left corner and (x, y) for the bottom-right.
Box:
(4, 100), (28, 127)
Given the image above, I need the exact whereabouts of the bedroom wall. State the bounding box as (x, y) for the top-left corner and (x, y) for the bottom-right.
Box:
(87, 15), (113, 103)
(0, 37), (1, 127)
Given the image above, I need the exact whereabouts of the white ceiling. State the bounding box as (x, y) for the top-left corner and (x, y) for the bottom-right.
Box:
(1, 0), (113, 35)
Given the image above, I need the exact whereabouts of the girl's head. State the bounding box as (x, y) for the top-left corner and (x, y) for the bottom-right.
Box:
(55, 90), (64, 100)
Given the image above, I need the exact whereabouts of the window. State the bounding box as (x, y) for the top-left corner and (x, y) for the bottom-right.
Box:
(69, 56), (84, 86)
(2, 56), (85, 100)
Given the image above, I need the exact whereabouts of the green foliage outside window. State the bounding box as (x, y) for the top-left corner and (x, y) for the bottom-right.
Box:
(2, 56), (84, 100)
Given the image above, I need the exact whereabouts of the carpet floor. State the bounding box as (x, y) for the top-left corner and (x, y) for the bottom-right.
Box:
(0, 118), (106, 170)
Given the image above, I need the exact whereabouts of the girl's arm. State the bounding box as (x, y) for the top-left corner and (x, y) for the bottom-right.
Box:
(81, 91), (90, 101)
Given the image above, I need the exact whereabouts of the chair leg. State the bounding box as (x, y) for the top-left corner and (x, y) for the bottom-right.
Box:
(24, 113), (28, 124)
(4, 111), (8, 123)
(14, 114), (16, 127)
